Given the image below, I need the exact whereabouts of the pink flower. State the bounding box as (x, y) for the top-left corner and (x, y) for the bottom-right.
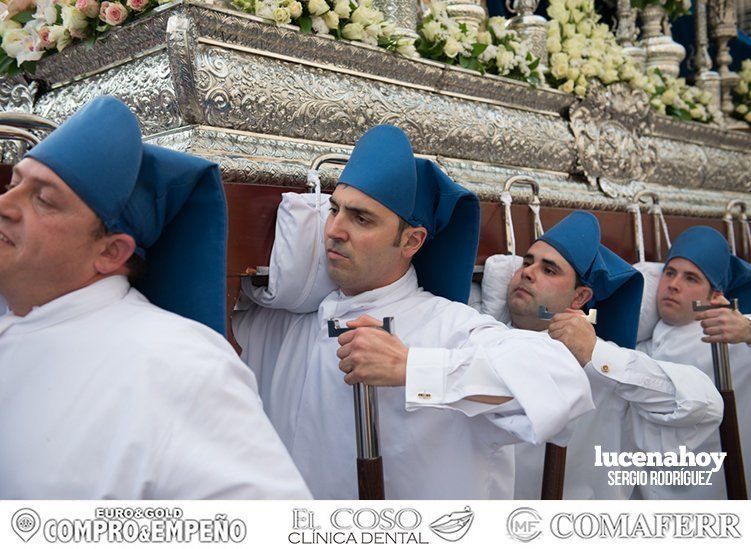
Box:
(126, 0), (149, 11)
(99, 1), (129, 26)
(75, 0), (100, 18)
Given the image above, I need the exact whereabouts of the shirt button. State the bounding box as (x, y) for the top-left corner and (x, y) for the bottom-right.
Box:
(417, 392), (431, 400)
(601, 365), (610, 374)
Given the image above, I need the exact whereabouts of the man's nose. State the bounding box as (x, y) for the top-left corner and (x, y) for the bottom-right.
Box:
(325, 212), (348, 242)
(0, 186), (21, 222)
(521, 263), (535, 281)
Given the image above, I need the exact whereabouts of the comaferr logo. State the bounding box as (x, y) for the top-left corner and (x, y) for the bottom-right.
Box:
(550, 513), (741, 539)
(506, 507), (542, 542)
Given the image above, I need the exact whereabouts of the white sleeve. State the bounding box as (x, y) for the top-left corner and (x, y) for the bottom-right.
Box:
(588, 339), (723, 452)
(149, 329), (312, 499)
(404, 324), (594, 445)
(231, 298), (302, 397)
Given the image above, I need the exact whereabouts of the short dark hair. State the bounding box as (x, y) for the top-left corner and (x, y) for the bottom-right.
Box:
(91, 220), (146, 284)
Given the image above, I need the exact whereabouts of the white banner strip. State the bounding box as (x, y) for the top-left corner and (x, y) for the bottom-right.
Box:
(1, 500), (748, 549)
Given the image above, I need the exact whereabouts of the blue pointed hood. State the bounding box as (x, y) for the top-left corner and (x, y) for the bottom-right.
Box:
(26, 96), (228, 334)
(338, 125), (480, 303)
(539, 211), (644, 349)
(665, 226), (751, 314)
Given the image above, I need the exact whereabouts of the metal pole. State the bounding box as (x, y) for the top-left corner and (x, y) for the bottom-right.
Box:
(693, 299), (748, 500)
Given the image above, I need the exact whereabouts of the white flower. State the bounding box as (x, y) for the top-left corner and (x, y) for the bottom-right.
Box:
(271, 7), (290, 24)
(361, 23), (380, 46)
(690, 105), (706, 120)
(547, 36), (561, 54)
(476, 30), (491, 45)
(443, 36), (461, 58)
(333, 0), (350, 18)
(308, 0), (329, 17)
(342, 21), (364, 40)
(2, 28), (44, 65)
(396, 36), (417, 58)
(561, 79), (575, 93)
(288, 1), (303, 18)
(488, 16), (507, 40)
(34, 0), (59, 25)
(322, 10), (339, 30)
(496, 49), (515, 70)
(0, 19), (22, 38)
(351, 6), (382, 26)
(61, 6), (89, 39)
(548, 2), (569, 22)
(661, 89), (677, 106)
(421, 20), (442, 42)
(311, 15), (330, 35)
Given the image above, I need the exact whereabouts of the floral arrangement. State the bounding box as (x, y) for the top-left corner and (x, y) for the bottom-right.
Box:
(733, 59), (751, 126)
(630, 0), (691, 20)
(546, 0), (644, 97)
(416, 2), (542, 85)
(0, 0), (163, 75)
(642, 67), (720, 123)
(231, 0), (417, 58)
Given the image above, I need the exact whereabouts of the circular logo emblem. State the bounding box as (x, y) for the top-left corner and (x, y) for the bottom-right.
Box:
(506, 507), (542, 542)
(12, 508), (41, 542)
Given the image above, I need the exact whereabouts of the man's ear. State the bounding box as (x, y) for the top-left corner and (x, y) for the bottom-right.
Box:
(571, 285), (594, 310)
(93, 234), (137, 275)
(401, 227), (428, 260)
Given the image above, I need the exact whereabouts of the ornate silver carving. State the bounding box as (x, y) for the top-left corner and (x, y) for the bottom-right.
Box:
(443, 0), (487, 31)
(33, 52), (181, 135)
(166, 13), (205, 124)
(640, 4), (686, 78)
(615, 0), (646, 71)
(146, 125), (751, 217)
(193, 44), (578, 172)
(569, 82), (658, 198)
(708, 0), (741, 122)
(0, 76), (39, 163)
(506, 0), (549, 71)
(3, 1), (747, 215)
(372, 0), (420, 39)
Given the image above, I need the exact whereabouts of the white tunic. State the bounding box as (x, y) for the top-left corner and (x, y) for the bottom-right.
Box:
(513, 337), (722, 499)
(635, 319), (751, 499)
(232, 267), (594, 499)
(0, 276), (311, 499)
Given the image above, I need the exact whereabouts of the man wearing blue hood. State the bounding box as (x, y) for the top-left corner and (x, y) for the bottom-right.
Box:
(0, 97), (310, 499)
(505, 212), (722, 499)
(637, 226), (751, 499)
(233, 125), (595, 499)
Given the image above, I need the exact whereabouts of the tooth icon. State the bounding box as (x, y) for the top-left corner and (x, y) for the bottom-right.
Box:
(429, 506), (474, 542)
(12, 508), (40, 542)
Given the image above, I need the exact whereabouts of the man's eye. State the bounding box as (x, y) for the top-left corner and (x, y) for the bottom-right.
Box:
(356, 216), (369, 225)
(329, 207), (338, 214)
(544, 268), (556, 275)
(35, 194), (52, 207)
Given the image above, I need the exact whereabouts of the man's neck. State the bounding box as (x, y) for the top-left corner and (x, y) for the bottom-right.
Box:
(1, 273), (111, 317)
(339, 265), (412, 297)
(509, 313), (549, 333)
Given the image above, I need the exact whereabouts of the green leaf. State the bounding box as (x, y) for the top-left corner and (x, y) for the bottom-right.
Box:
(298, 16), (312, 35)
(459, 55), (472, 69)
(528, 57), (540, 71)
(528, 73), (541, 87)
(23, 60), (37, 75)
(11, 10), (35, 25)
(471, 43), (487, 57)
